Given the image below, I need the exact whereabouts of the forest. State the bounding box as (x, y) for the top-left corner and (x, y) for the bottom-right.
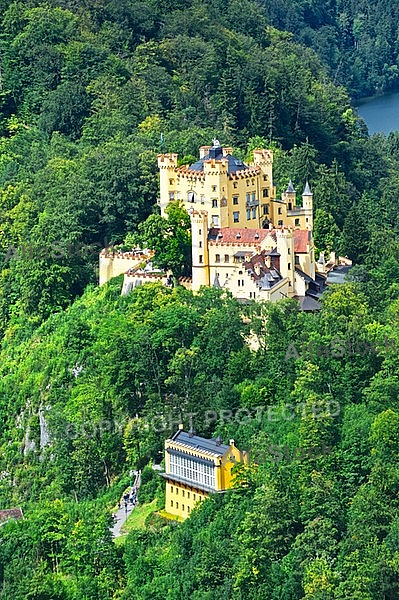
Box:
(0, 0), (398, 598)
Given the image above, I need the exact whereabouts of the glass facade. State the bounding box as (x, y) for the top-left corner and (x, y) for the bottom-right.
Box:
(169, 453), (216, 489)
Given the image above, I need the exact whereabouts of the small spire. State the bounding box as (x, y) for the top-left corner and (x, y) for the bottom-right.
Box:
(303, 179), (312, 195)
(286, 179), (295, 193)
(213, 273), (221, 288)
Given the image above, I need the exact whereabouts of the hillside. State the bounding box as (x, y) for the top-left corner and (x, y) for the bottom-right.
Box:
(0, 0), (399, 598)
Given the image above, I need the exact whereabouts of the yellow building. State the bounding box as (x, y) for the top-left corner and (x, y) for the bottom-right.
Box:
(100, 141), (326, 309)
(162, 425), (249, 520)
(190, 209), (325, 309)
(158, 140), (313, 231)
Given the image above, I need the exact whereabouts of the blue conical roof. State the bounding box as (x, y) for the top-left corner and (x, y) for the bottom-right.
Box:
(286, 179), (295, 193)
(303, 179), (312, 195)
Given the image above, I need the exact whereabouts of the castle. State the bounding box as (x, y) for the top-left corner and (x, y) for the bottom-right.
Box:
(157, 139), (312, 231)
(100, 141), (327, 309)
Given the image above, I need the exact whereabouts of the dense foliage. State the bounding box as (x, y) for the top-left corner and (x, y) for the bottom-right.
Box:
(0, 0), (398, 598)
(1, 276), (399, 598)
(262, 0), (399, 97)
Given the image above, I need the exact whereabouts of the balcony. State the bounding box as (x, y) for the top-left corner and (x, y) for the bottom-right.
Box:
(246, 199), (259, 208)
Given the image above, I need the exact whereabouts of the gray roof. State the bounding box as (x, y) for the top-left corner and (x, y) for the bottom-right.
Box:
(295, 295), (321, 311)
(188, 145), (248, 174)
(303, 179), (312, 195)
(286, 179), (295, 193)
(326, 266), (351, 284)
(170, 429), (230, 456)
(295, 267), (313, 283)
(213, 273), (221, 288)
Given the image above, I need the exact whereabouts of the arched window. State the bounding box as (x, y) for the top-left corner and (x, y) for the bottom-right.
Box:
(187, 191), (196, 203)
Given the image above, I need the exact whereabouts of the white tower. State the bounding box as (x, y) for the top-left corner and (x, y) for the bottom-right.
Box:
(191, 210), (210, 291)
(276, 228), (295, 296)
(302, 180), (313, 230)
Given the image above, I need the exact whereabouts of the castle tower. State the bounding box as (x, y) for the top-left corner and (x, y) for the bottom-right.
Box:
(276, 228), (295, 296)
(282, 179), (297, 211)
(191, 210), (210, 291)
(158, 153), (179, 217)
(302, 180), (313, 230)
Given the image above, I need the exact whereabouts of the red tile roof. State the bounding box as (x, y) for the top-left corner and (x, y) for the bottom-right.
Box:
(208, 227), (310, 252)
(0, 508), (23, 523)
(294, 229), (310, 253)
(209, 228), (272, 244)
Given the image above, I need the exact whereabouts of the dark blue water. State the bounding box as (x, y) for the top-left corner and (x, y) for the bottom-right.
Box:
(356, 91), (399, 135)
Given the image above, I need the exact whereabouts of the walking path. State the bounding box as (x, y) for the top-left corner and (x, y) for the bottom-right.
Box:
(111, 469), (141, 538)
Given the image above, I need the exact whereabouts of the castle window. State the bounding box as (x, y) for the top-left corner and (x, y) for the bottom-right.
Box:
(278, 207), (282, 215)
(171, 500), (173, 507)
(263, 175), (268, 181)
(288, 248), (291, 254)
(233, 182), (238, 188)
(262, 204), (269, 215)
(187, 191), (196, 203)
(199, 255), (203, 264)
(224, 254), (229, 263)
(169, 192), (175, 200)
(176, 502), (179, 508)
(200, 195), (205, 204)
(212, 199), (218, 208)
(193, 494), (196, 500)
(212, 185), (217, 192)
(233, 211), (239, 223)
(306, 217), (309, 223)
(188, 506), (191, 513)
(252, 208), (256, 219)
(247, 180), (250, 186)
(199, 241), (202, 248)
(233, 196), (238, 205)
(238, 280), (240, 287)
(187, 492), (190, 499)
(262, 188), (268, 197)
(199, 229), (201, 235)
(246, 209), (251, 220)
(215, 254), (220, 263)
(176, 488), (178, 495)
(288, 202), (292, 210)
(295, 256), (300, 265)
(182, 505), (185, 511)
(251, 192), (256, 202)
(295, 218), (300, 226)
(288, 263), (291, 270)
(212, 215), (219, 226)
(278, 220), (283, 226)
(246, 193), (250, 203)
(182, 490), (185, 497)
(171, 486), (173, 493)
(169, 179), (174, 185)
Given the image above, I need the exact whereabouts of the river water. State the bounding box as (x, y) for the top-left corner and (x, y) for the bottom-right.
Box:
(356, 90), (399, 135)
